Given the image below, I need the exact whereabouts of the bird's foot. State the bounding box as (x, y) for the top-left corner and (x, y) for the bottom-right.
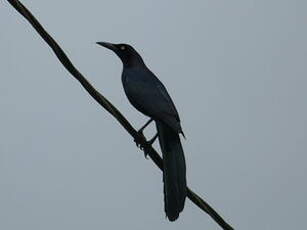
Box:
(134, 118), (154, 152)
(142, 134), (158, 158)
(143, 149), (150, 159)
(134, 131), (157, 159)
(134, 130), (146, 149)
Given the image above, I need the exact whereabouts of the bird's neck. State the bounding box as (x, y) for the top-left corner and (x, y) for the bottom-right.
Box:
(123, 54), (146, 68)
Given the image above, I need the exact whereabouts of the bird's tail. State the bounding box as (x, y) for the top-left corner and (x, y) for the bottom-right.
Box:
(156, 120), (187, 221)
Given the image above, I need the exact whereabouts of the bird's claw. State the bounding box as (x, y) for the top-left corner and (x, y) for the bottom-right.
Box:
(143, 150), (149, 159)
(134, 131), (146, 149)
(134, 132), (152, 159)
(134, 138), (141, 148)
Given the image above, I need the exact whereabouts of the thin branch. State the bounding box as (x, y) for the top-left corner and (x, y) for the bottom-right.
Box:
(5, 1), (234, 229)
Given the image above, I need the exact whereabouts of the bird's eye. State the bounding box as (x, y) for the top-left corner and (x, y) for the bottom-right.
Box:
(120, 45), (126, 50)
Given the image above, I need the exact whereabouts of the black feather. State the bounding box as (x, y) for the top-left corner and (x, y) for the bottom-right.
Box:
(156, 120), (187, 221)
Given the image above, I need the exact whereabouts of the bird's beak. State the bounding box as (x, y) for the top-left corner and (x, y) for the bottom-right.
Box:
(96, 42), (117, 51)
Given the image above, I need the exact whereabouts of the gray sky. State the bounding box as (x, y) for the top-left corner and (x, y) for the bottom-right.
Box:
(1, 1), (306, 229)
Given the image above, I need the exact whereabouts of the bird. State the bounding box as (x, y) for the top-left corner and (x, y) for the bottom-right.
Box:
(97, 42), (187, 221)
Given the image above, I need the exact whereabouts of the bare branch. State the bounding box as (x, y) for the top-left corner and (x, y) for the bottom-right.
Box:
(5, 1), (234, 229)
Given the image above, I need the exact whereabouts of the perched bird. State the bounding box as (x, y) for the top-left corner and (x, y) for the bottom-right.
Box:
(97, 42), (187, 221)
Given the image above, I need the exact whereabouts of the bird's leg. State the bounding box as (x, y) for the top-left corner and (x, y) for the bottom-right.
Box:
(134, 118), (153, 148)
(142, 133), (158, 158)
(147, 133), (158, 145)
(138, 118), (153, 133)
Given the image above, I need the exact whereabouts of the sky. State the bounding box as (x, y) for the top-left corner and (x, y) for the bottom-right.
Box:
(1, 1), (307, 229)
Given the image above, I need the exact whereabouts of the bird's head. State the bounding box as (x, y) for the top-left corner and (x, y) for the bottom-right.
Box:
(96, 42), (144, 67)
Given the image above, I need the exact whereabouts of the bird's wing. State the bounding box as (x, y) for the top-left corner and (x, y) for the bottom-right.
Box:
(123, 69), (181, 132)
(155, 83), (180, 119)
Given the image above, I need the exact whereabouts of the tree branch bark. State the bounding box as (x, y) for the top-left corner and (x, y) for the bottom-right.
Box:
(5, 1), (234, 229)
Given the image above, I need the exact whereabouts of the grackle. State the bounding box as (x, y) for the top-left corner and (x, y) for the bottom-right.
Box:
(97, 42), (187, 221)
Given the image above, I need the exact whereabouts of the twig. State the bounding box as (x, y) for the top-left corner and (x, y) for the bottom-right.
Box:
(5, 1), (234, 229)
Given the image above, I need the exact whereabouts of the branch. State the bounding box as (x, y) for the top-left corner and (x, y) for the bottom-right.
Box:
(5, 1), (234, 229)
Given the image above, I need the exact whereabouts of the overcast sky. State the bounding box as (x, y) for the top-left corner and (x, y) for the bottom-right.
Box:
(1, 1), (307, 229)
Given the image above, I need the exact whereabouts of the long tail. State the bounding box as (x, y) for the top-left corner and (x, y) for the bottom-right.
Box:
(156, 120), (187, 221)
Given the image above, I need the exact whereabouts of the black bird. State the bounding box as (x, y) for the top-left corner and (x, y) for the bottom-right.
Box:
(97, 42), (187, 221)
